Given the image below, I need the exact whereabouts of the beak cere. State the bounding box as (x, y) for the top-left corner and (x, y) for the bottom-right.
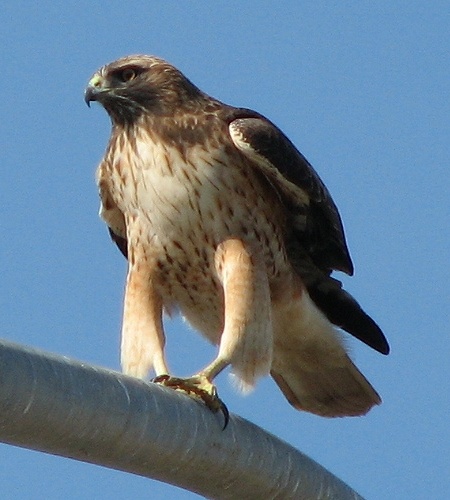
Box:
(84, 74), (104, 107)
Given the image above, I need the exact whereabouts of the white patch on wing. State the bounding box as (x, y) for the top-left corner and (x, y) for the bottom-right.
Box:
(229, 121), (310, 206)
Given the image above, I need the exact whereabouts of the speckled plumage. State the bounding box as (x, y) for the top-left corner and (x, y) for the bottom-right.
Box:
(86, 55), (389, 417)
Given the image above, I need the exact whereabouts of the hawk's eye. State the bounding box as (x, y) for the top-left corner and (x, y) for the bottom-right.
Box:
(119, 68), (137, 83)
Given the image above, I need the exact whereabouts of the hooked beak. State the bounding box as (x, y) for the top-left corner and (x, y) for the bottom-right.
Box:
(84, 74), (104, 107)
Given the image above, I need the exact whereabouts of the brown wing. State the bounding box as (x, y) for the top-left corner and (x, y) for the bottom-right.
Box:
(227, 112), (389, 355)
(97, 174), (128, 258)
(226, 110), (353, 276)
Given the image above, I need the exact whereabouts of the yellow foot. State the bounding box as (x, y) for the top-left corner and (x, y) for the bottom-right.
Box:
(153, 374), (229, 428)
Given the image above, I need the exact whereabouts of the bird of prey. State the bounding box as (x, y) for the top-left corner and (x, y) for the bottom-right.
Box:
(85, 55), (389, 419)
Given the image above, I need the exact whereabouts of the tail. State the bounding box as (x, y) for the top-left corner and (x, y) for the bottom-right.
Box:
(272, 291), (381, 417)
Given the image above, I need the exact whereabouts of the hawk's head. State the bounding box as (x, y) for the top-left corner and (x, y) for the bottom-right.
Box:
(85, 55), (206, 124)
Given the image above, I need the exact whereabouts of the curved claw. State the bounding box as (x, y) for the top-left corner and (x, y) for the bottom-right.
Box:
(218, 399), (229, 429)
(152, 374), (229, 429)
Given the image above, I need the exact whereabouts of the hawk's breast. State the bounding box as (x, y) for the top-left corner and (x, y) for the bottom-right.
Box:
(102, 132), (291, 342)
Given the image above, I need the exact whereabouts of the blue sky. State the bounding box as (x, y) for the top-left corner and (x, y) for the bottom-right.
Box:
(1, 2), (448, 498)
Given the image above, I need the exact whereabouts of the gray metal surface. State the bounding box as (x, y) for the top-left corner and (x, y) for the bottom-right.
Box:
(0, 338), (363, 499)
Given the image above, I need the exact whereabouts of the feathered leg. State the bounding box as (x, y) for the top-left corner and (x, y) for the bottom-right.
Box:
(121, 218), (169, 379)
(155, 238), (272, 422)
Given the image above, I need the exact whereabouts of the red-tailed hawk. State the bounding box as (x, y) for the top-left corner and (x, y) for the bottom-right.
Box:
(85, 55), (389, 419)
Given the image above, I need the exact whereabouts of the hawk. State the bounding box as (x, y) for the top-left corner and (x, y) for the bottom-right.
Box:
(85, 55), (389, 419)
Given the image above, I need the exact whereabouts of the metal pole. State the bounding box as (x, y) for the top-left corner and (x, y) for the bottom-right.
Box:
(0, 339), (363, 499)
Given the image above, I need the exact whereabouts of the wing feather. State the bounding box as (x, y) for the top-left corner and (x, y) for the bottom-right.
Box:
(227, 112), (389, 354)
(98, 168), (128, 258)
(228, 114), (353, 275)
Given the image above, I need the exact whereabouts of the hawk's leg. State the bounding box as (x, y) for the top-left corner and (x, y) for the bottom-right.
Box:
(154, 238), (272, 426)
(214, 237), (273, 391)
(121, 230), (169, 379)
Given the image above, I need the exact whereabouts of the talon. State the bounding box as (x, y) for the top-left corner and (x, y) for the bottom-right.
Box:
(219, 399), (229, 429)
(152, 374), (229, 428)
